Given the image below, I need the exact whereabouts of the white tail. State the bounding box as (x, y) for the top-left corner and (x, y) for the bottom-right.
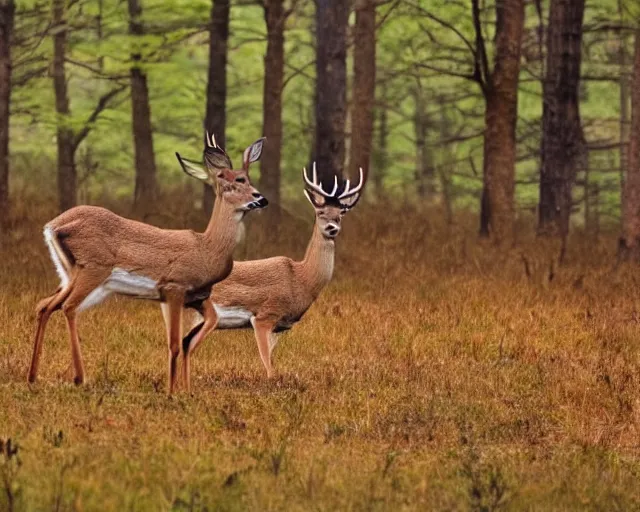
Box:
(178, 163), (366, 384)
(28, 135), (268, 394)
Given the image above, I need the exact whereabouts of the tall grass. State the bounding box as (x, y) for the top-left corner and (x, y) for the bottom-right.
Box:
(1, 196), (639, 510)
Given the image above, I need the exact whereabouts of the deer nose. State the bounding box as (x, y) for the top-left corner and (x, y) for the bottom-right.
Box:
(251, 194), (268, 208)
(325, 223), (340, 237)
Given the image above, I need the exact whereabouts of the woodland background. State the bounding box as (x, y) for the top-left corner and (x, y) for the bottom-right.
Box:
(1, 0), (640, 510)
(0, 0), (638, 246)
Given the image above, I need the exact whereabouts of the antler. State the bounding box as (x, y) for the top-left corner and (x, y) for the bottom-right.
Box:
(205, 130), (217, 149)
(338, 167), (365, 199)
(303, 162), (339, 197)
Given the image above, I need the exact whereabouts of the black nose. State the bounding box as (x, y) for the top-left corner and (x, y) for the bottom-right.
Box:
(256, 196), (268, 208)
(326, 224), (339, 236)
(252, 192), (262, 198)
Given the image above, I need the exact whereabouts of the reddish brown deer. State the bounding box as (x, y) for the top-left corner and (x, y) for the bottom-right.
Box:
(28, 133), (268, 394)
(178, 163), (365, 389)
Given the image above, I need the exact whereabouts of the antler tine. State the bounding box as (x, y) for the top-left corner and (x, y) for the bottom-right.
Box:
(338, 167), (365, 198)
(312, 161), (319, 189)
(205, 130), (218, 149)
(303, 162), (329, 197)
(303, 162), (343, 197)
(329, 175), (338, 196)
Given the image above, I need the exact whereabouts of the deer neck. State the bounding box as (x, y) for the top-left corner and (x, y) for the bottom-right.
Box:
(203, 197), (243, 256)
(300, 222), (336, 297)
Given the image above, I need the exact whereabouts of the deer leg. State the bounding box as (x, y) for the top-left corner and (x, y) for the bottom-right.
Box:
(181, 300), (218, 394)
(62, 309), (85, 385)
(163, 295), (184, 396)
(251, 318), (277, 378)
(51, 268), (113, 385)
(28, 286), (72, 383)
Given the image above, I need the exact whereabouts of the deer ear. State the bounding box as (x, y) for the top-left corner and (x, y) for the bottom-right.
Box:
(303, 189), (325, 208)
(176, 153), (209, 182)
(243, 137), (266, 169)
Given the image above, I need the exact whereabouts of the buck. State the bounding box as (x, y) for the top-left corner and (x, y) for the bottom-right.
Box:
(177, 162), (365, 388)
(28, 133), (268, 394)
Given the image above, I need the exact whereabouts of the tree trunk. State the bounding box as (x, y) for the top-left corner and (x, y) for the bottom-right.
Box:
(349, 0), (376, 184)
(618, 0), (629, 218)
(538, 0), (586, 241)
(413, 87), (434, 199)
(481, 0), (525, 244)
(438, 105), (454, 225)
(203, 0), (229, 217)
(314, 0), (349, 183)
(372, 82), (388, 198)
(620, 32), (640, 257)
(128, 0), (157, 217)
(0, 0), (14, 229)
(260, 0), (285, 226)
(52, 0), (76, 213)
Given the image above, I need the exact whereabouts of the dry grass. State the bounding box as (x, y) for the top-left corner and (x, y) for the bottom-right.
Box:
(1, 198), (640, 511)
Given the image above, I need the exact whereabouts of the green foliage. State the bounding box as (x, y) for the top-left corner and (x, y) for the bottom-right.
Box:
(8, 0), (637, 219)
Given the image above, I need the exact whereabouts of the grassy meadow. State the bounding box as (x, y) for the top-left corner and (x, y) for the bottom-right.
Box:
(1, 198), (640, 511)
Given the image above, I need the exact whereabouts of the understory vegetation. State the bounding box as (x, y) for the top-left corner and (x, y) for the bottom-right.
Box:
(1, 201), (639, 510)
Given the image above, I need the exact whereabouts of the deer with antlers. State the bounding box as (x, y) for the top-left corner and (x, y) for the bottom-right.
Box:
(178, 163), (365, 388)
(28, 133), (268, 394)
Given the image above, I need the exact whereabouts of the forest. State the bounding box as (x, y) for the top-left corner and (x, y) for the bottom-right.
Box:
(1, 0), (640, 509)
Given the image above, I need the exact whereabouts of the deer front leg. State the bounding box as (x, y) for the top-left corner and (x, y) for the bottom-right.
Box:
(251, 317), (277, 378)
(163, 292), (184, 396)
(181, 300), (218, 394)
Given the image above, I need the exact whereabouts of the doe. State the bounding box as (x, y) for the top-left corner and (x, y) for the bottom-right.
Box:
(28, 133), (267, 394)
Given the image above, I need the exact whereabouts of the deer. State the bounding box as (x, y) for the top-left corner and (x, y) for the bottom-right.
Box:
(176, 162), (365, 389)
(28, 132), (268, 395)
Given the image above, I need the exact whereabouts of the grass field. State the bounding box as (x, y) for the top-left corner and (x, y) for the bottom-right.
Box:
(1, 202), (640, 511)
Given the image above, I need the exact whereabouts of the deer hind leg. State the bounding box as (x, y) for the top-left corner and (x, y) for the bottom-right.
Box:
(162, 292), (185, 396)
(251, 317), (277, 378)
(28, 285), (72, 383)
(58, 268), (111, 385)
(180, 300), (218, 394)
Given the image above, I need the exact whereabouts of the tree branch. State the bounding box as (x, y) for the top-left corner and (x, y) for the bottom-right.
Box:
(471, 0), (490, 95)
(73, 86), (127, 150)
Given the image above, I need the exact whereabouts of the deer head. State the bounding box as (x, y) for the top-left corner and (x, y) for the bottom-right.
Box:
(302, 162), (365, 239)
(176, 132), (268, 211)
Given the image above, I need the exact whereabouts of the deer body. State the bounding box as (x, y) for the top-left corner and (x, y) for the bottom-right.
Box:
(211, 226), (335, 333)
(29, 134), (267, 394)
(181, 164), (364, 381)
(44, 202), (239, 311)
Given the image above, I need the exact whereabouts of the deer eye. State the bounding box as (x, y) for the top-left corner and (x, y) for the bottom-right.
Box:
(235, 177), (246, 184)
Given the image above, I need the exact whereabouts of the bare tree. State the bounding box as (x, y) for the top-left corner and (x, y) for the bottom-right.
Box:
(413, 82), (435, 198)
(52, 0), (76, 212)
(620, 30), (640, 257)
(315, 0), (349, 183)
(618, 0), (629, 213)
(203, 0), (230, 216)
(51, 0), (125, 213)
(0, 0), (14, 229)
(372, 82), (388, 198)
(128, 0), (157, 216)
(538, 0), (586, 247)
(259, 0), (296, 227)
(475, 0), (525, 244)
(349, 0), (376, 183)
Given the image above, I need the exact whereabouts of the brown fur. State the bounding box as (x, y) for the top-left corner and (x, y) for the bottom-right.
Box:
(181, 169), (365, 383)
(28, 137), (267, 394)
